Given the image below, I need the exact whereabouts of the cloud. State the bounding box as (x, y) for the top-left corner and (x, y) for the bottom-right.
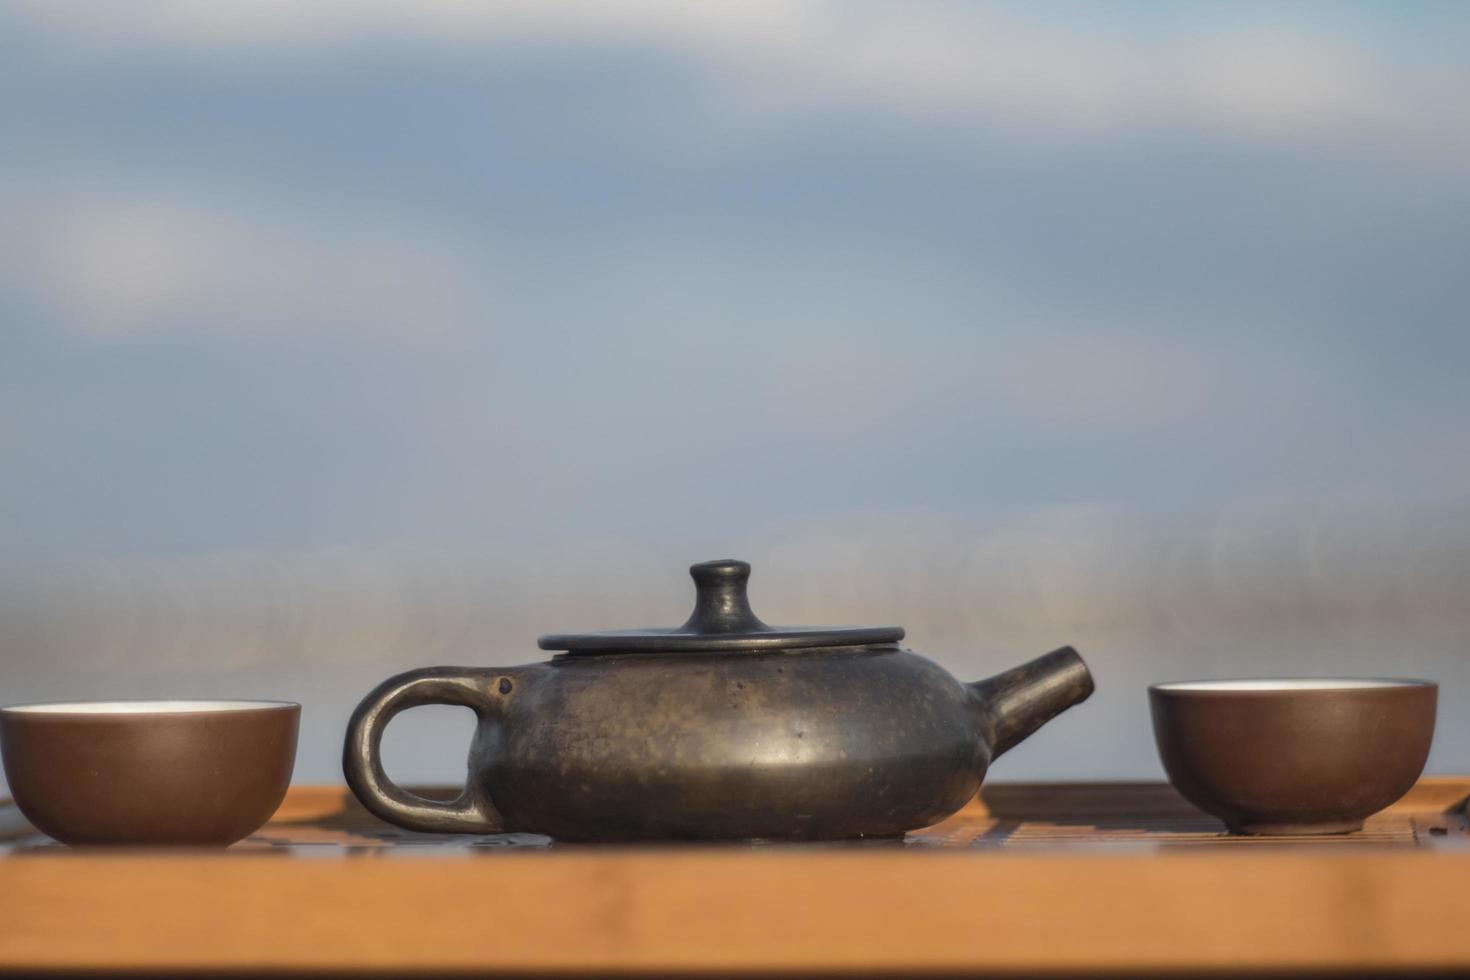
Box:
(3, 185), (496, 338)
(5, 498), (1467, 671)
(3, 500), (1467, 782)
(8, 0), (810, 50)
(8, 1), (1463, 147)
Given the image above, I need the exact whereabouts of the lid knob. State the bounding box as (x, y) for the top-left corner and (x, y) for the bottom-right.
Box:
(678, 560), (772, 635)
(536, 558), (903, 653)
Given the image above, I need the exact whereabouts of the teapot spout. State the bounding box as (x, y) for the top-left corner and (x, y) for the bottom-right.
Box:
(970, 646), (1094, 759)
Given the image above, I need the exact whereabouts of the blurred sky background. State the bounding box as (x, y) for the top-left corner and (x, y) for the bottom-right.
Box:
(2, 1), (1468, 788)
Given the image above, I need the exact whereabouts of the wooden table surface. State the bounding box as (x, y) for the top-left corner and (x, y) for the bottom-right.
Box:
(1, 778), (1467, 976)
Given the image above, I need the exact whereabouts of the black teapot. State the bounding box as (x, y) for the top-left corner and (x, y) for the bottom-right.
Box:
(345, 559), (1093, 840)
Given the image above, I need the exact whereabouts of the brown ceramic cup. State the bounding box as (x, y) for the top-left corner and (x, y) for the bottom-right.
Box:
(0, 700), (299, 846)
(1150, 679), (1436, 835)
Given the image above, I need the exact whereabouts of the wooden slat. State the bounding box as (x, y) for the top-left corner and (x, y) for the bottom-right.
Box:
(2, 849), (1470, 974)
(974, 775), (1470, 819)
(0, 779), (1467, 975)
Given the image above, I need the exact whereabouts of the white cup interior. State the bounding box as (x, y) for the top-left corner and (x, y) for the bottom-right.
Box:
(1153, 679), (1429, 692)
(2, 700), (295, 715)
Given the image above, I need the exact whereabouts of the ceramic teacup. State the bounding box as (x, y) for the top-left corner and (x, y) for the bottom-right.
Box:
(0, 699), (299, 846)
(1150, 678), (1436, 835)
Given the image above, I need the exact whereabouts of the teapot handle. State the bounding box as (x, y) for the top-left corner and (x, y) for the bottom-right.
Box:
(343, 666), (511, 833)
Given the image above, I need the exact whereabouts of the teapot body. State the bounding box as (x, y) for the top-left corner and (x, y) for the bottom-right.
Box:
(481, 645), (983, 840)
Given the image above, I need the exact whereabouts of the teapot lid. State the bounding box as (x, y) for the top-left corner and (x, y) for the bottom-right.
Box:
(537, 559), (905, 654)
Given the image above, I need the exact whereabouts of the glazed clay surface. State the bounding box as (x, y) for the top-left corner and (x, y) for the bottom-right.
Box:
(505, 647), (990, 839)
(1, 701), (299, 846)
(1150, 679), (1436, 835)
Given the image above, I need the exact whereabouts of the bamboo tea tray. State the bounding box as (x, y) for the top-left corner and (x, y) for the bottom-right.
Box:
(1, 778), (1468, 975)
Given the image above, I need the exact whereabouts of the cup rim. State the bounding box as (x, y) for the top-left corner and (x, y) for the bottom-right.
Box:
(0, 699), (300, 716)
(1150, 677), (1435, 693)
